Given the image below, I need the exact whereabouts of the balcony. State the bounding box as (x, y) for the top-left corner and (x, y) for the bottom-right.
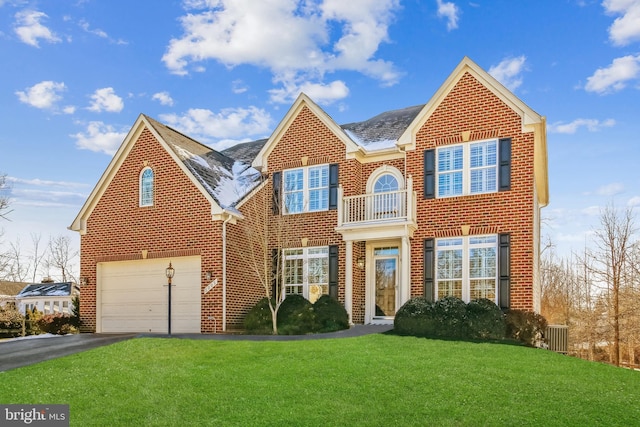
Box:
(336, 177), (417, 240)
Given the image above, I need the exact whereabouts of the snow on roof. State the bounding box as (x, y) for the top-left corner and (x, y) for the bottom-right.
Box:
(17, 283), (74, 298)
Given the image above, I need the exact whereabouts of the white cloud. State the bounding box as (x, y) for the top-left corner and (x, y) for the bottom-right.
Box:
(585, 54), (640, 93)
(162, 0), (401, 102)
(436, 0), (460, 31)
(488, 55), (527, 91)
(88, 87), (124, 113)
(269, 78), (349, 105)
(603, 0), (640, 46)
(79, 19), (108, 38)
(72, 121), (127, 155)
(627, 195), (640, 206)
(159, 106), (272, 150)
(596, 182), (624, 196)
(15, 81), (66, 109)
(152, 91), (174, 106)
(581, 205), (602, 216)
(13, 9), (61, 47)
(548, 118), (616, 134)
(63, 105), (76, 115)
(232, 79), (248, 94)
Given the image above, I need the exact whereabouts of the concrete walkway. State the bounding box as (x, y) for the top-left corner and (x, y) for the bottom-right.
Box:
(0, 325), (393, 372)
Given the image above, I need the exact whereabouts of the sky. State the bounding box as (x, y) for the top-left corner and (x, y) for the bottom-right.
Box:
(1, 0), (640, 269)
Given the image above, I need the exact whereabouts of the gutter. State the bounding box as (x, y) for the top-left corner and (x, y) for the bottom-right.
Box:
(221, 211), (234, 332)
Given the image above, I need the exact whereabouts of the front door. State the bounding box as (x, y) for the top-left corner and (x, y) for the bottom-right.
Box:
(373, 247), (398, 319)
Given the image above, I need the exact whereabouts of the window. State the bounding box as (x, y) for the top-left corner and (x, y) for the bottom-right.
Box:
(437, 139), (497, 197)
(283, 247), (329, 303)
(435, 235), (497, 303)
(283, 165), (329, 213)
(140, 167), (154, 207)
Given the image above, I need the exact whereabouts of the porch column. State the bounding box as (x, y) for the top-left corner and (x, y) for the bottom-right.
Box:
(401, 236), (411, 306)
(345, 240), (353, 325)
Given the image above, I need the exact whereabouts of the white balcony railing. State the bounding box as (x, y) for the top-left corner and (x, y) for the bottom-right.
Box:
(337, 176), (415, 227)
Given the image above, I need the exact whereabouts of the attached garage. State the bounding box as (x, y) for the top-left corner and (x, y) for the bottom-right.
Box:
(97, 256), (201, 333)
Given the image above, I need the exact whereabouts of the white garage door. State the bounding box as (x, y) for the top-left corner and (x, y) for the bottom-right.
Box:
(98, 256), (201, 333)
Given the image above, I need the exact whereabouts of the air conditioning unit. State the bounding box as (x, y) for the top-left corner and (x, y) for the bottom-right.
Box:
(546, 325), (568, 354)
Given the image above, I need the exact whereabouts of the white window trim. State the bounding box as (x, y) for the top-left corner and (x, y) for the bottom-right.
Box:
(139, 167), (154, 207)
(436, 139), (498, 198)
(435, 235), (498, 303)
(283, 246), (329, 302)
(283, 164), (329, 214)
(366, 164), (405, 193)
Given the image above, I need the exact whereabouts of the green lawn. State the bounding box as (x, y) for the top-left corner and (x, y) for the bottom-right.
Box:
(1, 334), (639, 426)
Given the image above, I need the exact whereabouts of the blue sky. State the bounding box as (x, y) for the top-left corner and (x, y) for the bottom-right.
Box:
(1, 0), (640, 263)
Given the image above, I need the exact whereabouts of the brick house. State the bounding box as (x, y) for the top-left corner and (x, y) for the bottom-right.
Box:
(70, 57), (548, 333)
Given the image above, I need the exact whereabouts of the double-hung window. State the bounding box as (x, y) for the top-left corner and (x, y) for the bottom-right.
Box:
(435, 235), (498, 303)
(283, 247), (329, 303)
(283, 165), (329, 213)
(437, 139), (497, 197)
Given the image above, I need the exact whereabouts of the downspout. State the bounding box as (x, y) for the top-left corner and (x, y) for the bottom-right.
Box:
(222, 212), (233, 332)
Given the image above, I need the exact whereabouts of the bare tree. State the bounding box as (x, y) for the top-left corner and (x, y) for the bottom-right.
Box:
(29, 233), (47, 283)
(0, 174), (12, 221)
(584, 204), (636, 367)
(46, 234), (78, 283)
(235, 179), (291, 334)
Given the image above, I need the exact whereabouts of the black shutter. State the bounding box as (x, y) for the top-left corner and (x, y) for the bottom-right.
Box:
(423, 239), (435, 302)
(328, 164), (339, 210)
(271, 248), (281, 300)
(272, 171), (281, 214)
(423, 149), (435, 199)
(329, 245), (338, 299)
(498, 233), (510, 310)
(498, 138), (511, 191)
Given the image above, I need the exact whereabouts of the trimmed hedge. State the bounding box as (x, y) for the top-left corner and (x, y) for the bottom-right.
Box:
(244, 294), (349, 335)
(395, 297), (547, 346)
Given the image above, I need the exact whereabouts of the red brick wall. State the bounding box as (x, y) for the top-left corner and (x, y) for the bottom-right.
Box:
(407, 71), (537, 310)
(79, 126), (224, 332)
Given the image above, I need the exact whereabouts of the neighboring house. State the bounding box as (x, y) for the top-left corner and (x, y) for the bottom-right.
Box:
(0, 281), (27, 310)
(70, 57), (548, 333)
(16, 282), (79, 315)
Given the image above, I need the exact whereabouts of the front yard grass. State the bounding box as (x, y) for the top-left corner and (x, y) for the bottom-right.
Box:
(1, 334), (639, 426)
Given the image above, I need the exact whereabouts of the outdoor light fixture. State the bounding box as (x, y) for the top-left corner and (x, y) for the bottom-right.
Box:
(165, 262), (175, 336)
(79, 276), (89, 286)
(205, 271), (213, 281)
(357, 257), (365, 270)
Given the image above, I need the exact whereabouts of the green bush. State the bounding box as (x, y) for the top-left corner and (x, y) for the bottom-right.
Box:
(25, 308), (43, 335)
(394, 297), (436, 337)
(432, 296), (468, 339)
(277, 294), (316, 335)
(466, 298), (505, 340)
(71, 295), (81, 328)
(505, 309), (548, 347)
(36, 313), (78, 335)
(243, 297), (275, 334)
(313, 295), (349, 333)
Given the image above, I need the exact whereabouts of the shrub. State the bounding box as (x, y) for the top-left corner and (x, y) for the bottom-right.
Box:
(71, 295), (81, 328)
(466, 298), (506, 340)
(36, 313), (78, 335)
(505, 309), (548, 347)
(25, 308), (43, 335)
(313, 295), (349, 333)
(432, 297), (468, 339)
(243, 297), (275, 334)
(394, 297), (436, 337)
(277, 294), (316, 335)
(0, 304), (24, 337)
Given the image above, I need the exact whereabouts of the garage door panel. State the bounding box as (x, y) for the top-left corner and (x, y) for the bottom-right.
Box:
(98, 256), (201, 333)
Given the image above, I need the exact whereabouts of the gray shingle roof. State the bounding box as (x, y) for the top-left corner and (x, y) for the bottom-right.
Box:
(341, 104), (424, 148)
(144, 115), (264, 209)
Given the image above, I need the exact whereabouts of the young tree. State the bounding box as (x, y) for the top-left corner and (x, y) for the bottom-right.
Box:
(235, 179), (291, 335)
(46, 234), (78, 283)
(0, 173), (12, 221)
(585, 204), (636, 367)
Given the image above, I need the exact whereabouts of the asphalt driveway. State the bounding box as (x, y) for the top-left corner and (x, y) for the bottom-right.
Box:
(0, 333), (137, 372)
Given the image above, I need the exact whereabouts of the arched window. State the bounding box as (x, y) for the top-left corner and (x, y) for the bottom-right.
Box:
(374, 174), (399, 193)
(140, 167), (154, 207)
